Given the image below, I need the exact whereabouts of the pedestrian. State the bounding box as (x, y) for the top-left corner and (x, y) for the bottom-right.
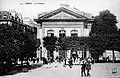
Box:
(63, 58), (66, 67)
(86, 60), (91, 76)
(68, 57), (73, 68)
(80, 60), (86, 77)
(43, 57), (48, 64)
(91, 58), (94, 64)
(54, 59), (58, 68)
(54, 57), (59, 68)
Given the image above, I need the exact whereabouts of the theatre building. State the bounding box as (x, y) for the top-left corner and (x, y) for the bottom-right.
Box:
(35, 4), (94, 61)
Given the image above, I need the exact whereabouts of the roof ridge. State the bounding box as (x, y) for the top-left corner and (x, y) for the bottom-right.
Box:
(38, 6), (93, 19)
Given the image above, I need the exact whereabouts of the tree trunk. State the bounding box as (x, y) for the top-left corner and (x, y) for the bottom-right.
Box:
(21, 60), (23, 66)
(64, 50), (66, 65)
(112, 50), (115, 63)
(82, 47), (86, 59)
(82, 49), (84, 60)
(84, 47), (86, 59)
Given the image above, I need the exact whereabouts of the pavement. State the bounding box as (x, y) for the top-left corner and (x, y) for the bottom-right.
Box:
(0, 63), (120, 78)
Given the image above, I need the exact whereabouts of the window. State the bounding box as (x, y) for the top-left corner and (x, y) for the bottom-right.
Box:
(84, 23), (88, 28)
(47, 30), (54, 37)
(3, 15), (7, 19)
(87, 23), (92, 29)
(71, 30), (78, 36)
(84, 23), (92, 29)
(59, 30), (66, 38)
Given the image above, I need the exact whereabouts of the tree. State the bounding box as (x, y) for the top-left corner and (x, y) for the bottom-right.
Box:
(89, 10), (118, 62)
(19, 26), (38, 64)
(90, 10), (117, 35)
(0, 23), (23, 74)
(43, 36), (57, 61)
(0, 23), (38, 75)
(117, 29), (120, 51)
(62, 36), (84, 50)
(60, 36), (89, 59)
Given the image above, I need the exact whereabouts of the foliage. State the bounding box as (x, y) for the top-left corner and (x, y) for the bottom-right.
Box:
(0, 23), (38, 74)
(43, 36), (57, 57)
(90, 10), (117, 35)
(89, 10), (119, 60)
(20, 32), (37, 60)
(60, 36), (89, 50)
(117, 29), (120, 51)
(0, 24), (22, 62)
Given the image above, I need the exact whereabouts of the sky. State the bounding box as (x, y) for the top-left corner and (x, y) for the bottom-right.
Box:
(0, 0), (120, 27)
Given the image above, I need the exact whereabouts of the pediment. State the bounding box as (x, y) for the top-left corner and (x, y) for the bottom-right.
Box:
(48, 11), (78, 19)
(39, 7), (87, 20)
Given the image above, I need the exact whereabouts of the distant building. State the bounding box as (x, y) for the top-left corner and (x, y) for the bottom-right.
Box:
(0, 11), (23, 25)
(103, 50), (120, 60)
(23, 17), (38, 27)
(35, 4), (94, 60)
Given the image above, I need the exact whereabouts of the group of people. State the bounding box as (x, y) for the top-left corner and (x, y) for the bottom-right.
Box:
(43, 56), (93, 77)
(80, 58), (92, 77)
(67, 57), (93, 77)
(42, 56), (64, 64)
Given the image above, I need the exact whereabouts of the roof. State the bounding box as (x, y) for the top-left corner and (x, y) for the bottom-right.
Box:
(35, 5), (94, 23)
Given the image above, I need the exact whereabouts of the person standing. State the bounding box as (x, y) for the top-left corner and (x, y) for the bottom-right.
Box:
(80, 60), (86, 77)
(68, 57), (73, 68)
(54, 59), (58, 68)
(86, 60), (91, 76)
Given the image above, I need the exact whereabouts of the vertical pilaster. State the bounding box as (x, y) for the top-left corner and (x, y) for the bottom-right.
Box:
(82, 22), (84, 36)
(36, 23), (42, 62)
(41, 22), (47, 59)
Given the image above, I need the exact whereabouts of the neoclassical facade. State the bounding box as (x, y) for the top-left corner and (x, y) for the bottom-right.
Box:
(35, 4), (94, 60)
